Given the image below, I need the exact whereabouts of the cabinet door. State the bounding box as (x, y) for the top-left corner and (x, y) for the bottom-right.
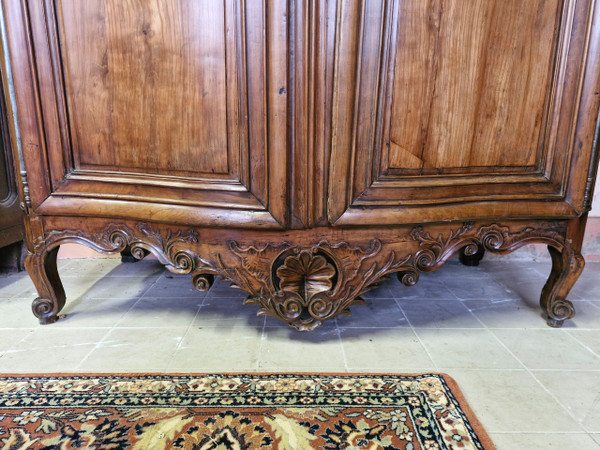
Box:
(7, 0), (289, 229)
(328, 0), (599, 226)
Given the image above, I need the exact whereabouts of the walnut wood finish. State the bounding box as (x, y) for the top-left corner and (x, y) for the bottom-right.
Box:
(2, 0), (600, 330)
(328, 0), (597, 226)
(541, 216), (589, 327)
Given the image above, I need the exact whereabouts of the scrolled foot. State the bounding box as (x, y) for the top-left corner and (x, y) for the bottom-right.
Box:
(545, 298), (575, 328)
(32, 298), (61, 324)
(459, 243), (485, 267)
(120, 246), (149, 263)
(192, 273), (215, 291)
(25, 246), (66, 325)
(397, 269), (419, 286)
(540, 244), (583, 328)
(547, 318), (565, 328)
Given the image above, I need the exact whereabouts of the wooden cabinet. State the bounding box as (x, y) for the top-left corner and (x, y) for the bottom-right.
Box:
(0, 63), (24, 267)
(1, 0), (599, 330)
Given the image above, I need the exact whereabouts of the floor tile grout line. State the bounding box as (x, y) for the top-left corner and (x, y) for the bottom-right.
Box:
(521, 368), (600, 372)
(7, 327), (36, 350)
(256, 316), (267, 372)
(458, 300), (489, 329)
(164, 292), (208, 371)
(139, 270), (170, 300)
(580, 396), (600, 434)
(75, 327), (117, 371)
(585, 300), (600, 311)
(563, 329), (600, 359)
(442, 367), (600, 372)
(111, 295), (146, 329)
(482, 325), (600, 330)
(336, 319), (350, 373)
(396, 308), (440, 372)
(393, 299), (414, 327)
(487, 327), (590, 433)
(395, 298), (490, 330)
(438, 280), (463, 302)
(394, 300), (445, 372)
(71, 262), (165, 370)
(436, 368), (531, 374)
(3, 284), (34, 301)
(415, 327), (531, 371)
(95, 268), (162, 338)
(1, 258), (600, 435)
(1, 339), (110, 355)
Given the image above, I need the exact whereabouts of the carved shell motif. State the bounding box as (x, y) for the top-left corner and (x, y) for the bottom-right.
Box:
(276, 251), (336, 301)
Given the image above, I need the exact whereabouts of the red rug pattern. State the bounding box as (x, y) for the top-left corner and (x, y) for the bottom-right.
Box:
(0, 373), (495, 449)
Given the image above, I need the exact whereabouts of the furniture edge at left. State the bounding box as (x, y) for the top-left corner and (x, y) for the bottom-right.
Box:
(0, 44), (24, 272)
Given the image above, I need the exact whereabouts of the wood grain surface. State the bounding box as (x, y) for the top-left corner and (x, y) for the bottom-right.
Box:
(58, 0), (230, 175)
(389, 0), (559, 171)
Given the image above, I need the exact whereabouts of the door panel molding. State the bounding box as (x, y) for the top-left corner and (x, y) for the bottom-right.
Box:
(327, 0), (593, 225)
(16, 0), (289, 228)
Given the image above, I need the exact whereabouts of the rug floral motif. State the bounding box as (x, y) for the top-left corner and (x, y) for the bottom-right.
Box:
(0, 373), (495, 449)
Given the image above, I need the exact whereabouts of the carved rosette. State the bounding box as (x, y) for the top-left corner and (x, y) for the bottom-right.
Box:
(199, 222), (571, 330)
(273, 250), (337, 328)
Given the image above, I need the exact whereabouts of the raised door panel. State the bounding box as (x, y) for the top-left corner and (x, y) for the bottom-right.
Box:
(9, 0), (288, 229)
(388, 0), (556, 172)
(328, 0), (599, 226)
(60, 0), (234, 177)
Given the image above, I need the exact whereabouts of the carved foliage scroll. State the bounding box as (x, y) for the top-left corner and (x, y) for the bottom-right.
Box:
(38, 223), (199, 275)
(31, 220), (574, 330)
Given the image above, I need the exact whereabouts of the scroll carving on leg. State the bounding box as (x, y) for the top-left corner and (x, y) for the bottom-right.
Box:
(25, 246), (66, 325)
(193, 222), (572, 330)
(396, 222), (579, 328)
(541, 243), (584, 328)
(25, 223), (200, 324)
(192, 273), (215, 292)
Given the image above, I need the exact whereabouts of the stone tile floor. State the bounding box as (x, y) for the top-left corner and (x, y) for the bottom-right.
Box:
(0, 256), (599, 449)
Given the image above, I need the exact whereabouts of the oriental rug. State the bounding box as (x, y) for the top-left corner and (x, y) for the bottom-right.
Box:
(0, 373), (495, 449)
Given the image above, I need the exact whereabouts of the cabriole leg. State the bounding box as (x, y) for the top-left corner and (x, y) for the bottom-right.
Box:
(24, 246), (66, 324)
(540, 244), (584, 328)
